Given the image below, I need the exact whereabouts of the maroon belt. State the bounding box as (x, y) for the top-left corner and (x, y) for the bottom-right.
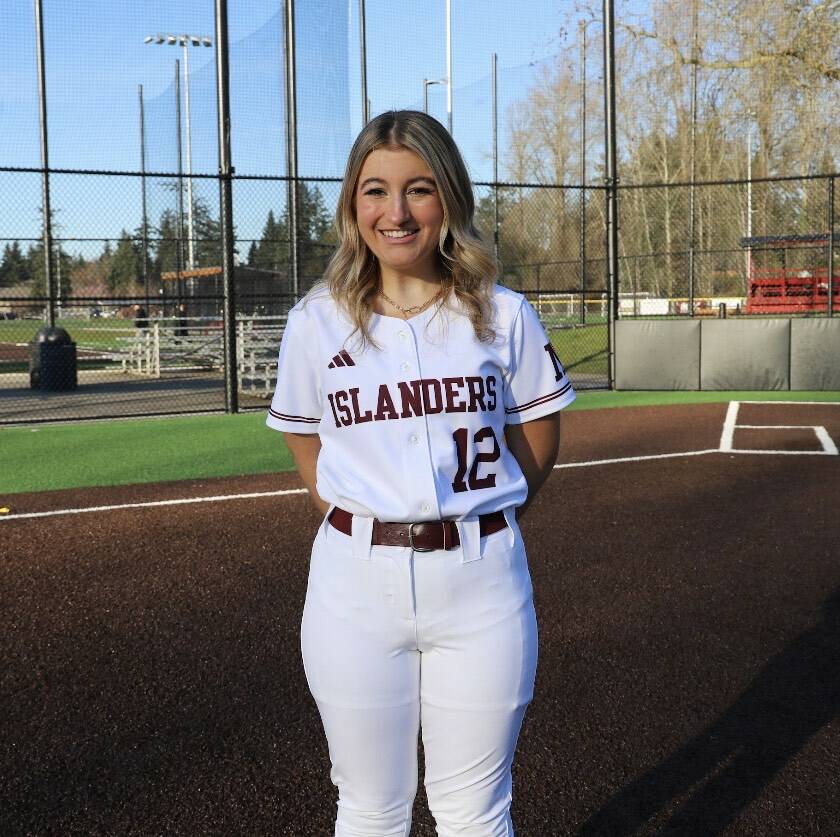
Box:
(328, 506), (507, 552)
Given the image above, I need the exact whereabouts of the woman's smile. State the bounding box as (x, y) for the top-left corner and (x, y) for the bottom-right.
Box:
(355, 146), (445, 281)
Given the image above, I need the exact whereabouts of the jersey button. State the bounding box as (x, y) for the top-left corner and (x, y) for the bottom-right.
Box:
(400, 361), (410, 371)
(398, 331), (407, 341)
(409, 434), (419, 445)
(421, 503), (431, 513)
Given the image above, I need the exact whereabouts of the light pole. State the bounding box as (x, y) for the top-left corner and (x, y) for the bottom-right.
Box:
(746, 111), (756, 284)
(423, 78), (445, 114)
(445, 0), (452, 133)
(144, 33), (213, 270)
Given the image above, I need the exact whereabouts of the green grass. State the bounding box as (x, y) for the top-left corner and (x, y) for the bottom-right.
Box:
(550, 325), (608, 375)
(0, 318), (135, 351)
(2, 390), (839, 496)
(0, 412), (295, 496)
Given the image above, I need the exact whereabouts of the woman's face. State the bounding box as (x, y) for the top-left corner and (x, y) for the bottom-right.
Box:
(354, 146), (445, 281)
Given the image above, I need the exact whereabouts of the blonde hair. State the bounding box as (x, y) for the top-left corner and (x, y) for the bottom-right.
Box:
(311, 110), (498, 350)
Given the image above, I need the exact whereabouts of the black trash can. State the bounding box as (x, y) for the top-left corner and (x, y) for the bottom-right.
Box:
(30, 326), (78, 390)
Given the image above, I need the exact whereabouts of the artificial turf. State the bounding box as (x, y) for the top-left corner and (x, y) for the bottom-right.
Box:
(1, 390), (838, 496)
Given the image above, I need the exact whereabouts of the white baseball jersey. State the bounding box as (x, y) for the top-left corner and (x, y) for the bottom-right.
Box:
(266, 283), (576, 521)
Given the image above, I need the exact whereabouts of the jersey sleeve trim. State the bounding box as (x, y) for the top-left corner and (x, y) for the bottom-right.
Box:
(268, 406), (320, 424)
(265, 408), (321, 434)
(504, 381), (574, 415)
(504, 382), (576, 424)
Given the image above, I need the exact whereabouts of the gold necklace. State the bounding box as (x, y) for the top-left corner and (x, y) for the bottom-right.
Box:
(379, 285), (442, 316)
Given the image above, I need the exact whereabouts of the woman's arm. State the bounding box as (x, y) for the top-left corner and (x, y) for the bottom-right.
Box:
(282, 432), (330, 516)
(503, 412), (562, 521)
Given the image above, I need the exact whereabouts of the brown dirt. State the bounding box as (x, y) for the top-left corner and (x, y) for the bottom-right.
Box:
(2, 402), (839, 836)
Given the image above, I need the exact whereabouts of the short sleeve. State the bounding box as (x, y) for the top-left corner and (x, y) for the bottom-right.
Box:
(265, 307), (323, 434)
(503, 297), (576, 424)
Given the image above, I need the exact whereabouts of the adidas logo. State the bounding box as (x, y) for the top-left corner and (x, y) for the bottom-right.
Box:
(328, 349), (356, 369)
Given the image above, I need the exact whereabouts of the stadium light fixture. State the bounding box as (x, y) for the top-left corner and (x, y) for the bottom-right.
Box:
(144, 32), (214, 271)
(423, 78), (447, 114)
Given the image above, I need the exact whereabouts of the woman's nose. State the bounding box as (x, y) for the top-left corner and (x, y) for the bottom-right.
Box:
(385, 194), (411, 225)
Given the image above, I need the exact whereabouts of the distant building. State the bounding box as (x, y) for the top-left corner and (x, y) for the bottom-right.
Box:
(159, 265), (320, 318)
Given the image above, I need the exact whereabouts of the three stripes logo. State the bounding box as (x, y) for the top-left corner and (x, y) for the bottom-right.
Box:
(328, 349), (356, 369)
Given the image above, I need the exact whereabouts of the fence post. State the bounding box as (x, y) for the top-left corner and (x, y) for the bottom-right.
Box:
(34, 0), (55, 327)
(829, 175), (835, 318)
(285, 0), (300, 299)
(153, 322), (160, 378)
(602, 0), (620, 388)
(215, 0), (239, 412)
(579, 19), (587, 326)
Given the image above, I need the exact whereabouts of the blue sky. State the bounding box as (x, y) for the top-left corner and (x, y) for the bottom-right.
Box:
(1, 0), (582, 255)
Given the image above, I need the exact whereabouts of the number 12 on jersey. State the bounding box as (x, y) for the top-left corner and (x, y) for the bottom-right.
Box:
(451, 426), (501, 492)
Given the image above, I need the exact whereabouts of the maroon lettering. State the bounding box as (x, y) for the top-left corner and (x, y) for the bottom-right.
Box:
(398, 380), (424, 418)
(451, 428), (469, 493)
(327, 392), (342, 428)
(349, 387), (373, 424)
(421, 378), (444, 415)
(442, 377), (467, 412)
(485, 375), (497, 411)
(468, 426), (500, 490)
(465, 376), (486, 412)
(451, 425), (501, 492)
(543, 342), (565, 382)
(333, 389), (353, 427)
(374, 384), (400, 420)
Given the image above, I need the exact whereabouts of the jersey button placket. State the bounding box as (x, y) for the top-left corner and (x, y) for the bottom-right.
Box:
(400, 322), (441, 523)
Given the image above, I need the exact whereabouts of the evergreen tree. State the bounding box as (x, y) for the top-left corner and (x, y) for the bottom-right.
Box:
(297, 184), (333, 280)
(27, 241), (73, 298)
(106, 230), (142, 292)
(251, 184), (335, 282)
(191, 195), (222, 268)
(246, 240), (258, 266)
(0, 241), (31, 287)
(252, 209), (287, 272)
(154, 209), (183, 276)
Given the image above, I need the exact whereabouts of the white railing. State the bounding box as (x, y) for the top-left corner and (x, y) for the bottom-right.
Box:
(121, 315), (286, 394)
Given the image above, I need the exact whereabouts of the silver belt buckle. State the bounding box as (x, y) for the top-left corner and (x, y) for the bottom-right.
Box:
(408, 522), (436, 552)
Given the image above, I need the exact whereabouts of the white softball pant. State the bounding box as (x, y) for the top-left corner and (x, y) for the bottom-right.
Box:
(300, 506), (538, 837)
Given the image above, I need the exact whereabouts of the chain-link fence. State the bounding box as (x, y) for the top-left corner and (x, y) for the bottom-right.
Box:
(0, 164), (609, 424)
(1, 0), (837, 424)
(617, 174), (838, 317)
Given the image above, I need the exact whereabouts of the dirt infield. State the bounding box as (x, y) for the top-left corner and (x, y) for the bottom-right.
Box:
(2, 403), (839, 836)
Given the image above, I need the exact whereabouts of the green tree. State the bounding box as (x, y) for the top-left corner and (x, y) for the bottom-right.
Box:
(106, 230), (142, 292)
(251, 184), (334, 282)
(252, 209), (286, 272)
(153, 208), (183, 277)
(0, 241), (31, 287)
(191, 195), (222, 268)
(27, 241), (73, 298)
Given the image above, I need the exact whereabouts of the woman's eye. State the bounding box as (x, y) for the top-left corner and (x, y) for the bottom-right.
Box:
(409, 188), (433, 196)
(363, 188), (385, 196)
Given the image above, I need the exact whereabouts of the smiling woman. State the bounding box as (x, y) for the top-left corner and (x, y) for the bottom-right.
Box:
(265, 109), (576, 836)
(354, 148), (444, 312)
(321, 109), (499, 350)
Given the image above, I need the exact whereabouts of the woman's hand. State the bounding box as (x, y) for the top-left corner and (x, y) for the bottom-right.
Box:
(282, 432), (330, 516)
(503, 413), (562, 521)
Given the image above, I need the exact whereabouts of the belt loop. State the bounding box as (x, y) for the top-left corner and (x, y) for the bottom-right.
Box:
(455, 516), (481, 564)
(502, 505), (521, 551)
(319, 504), (337, 542)
(351, 514), (374, 560)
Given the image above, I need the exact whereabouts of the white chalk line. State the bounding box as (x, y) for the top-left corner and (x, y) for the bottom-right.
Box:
(738, 400), (840, 406)
(553, 449), (720, 469)
(719, 401), (740, 452)
(3, 402), (838, 523)
(0, 488), (308, 522)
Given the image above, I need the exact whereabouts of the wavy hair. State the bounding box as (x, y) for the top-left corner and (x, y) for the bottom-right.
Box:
(310, 110), (498, 350)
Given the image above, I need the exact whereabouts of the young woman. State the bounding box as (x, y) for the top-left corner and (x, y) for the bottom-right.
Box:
(267, 110), (575, 836)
